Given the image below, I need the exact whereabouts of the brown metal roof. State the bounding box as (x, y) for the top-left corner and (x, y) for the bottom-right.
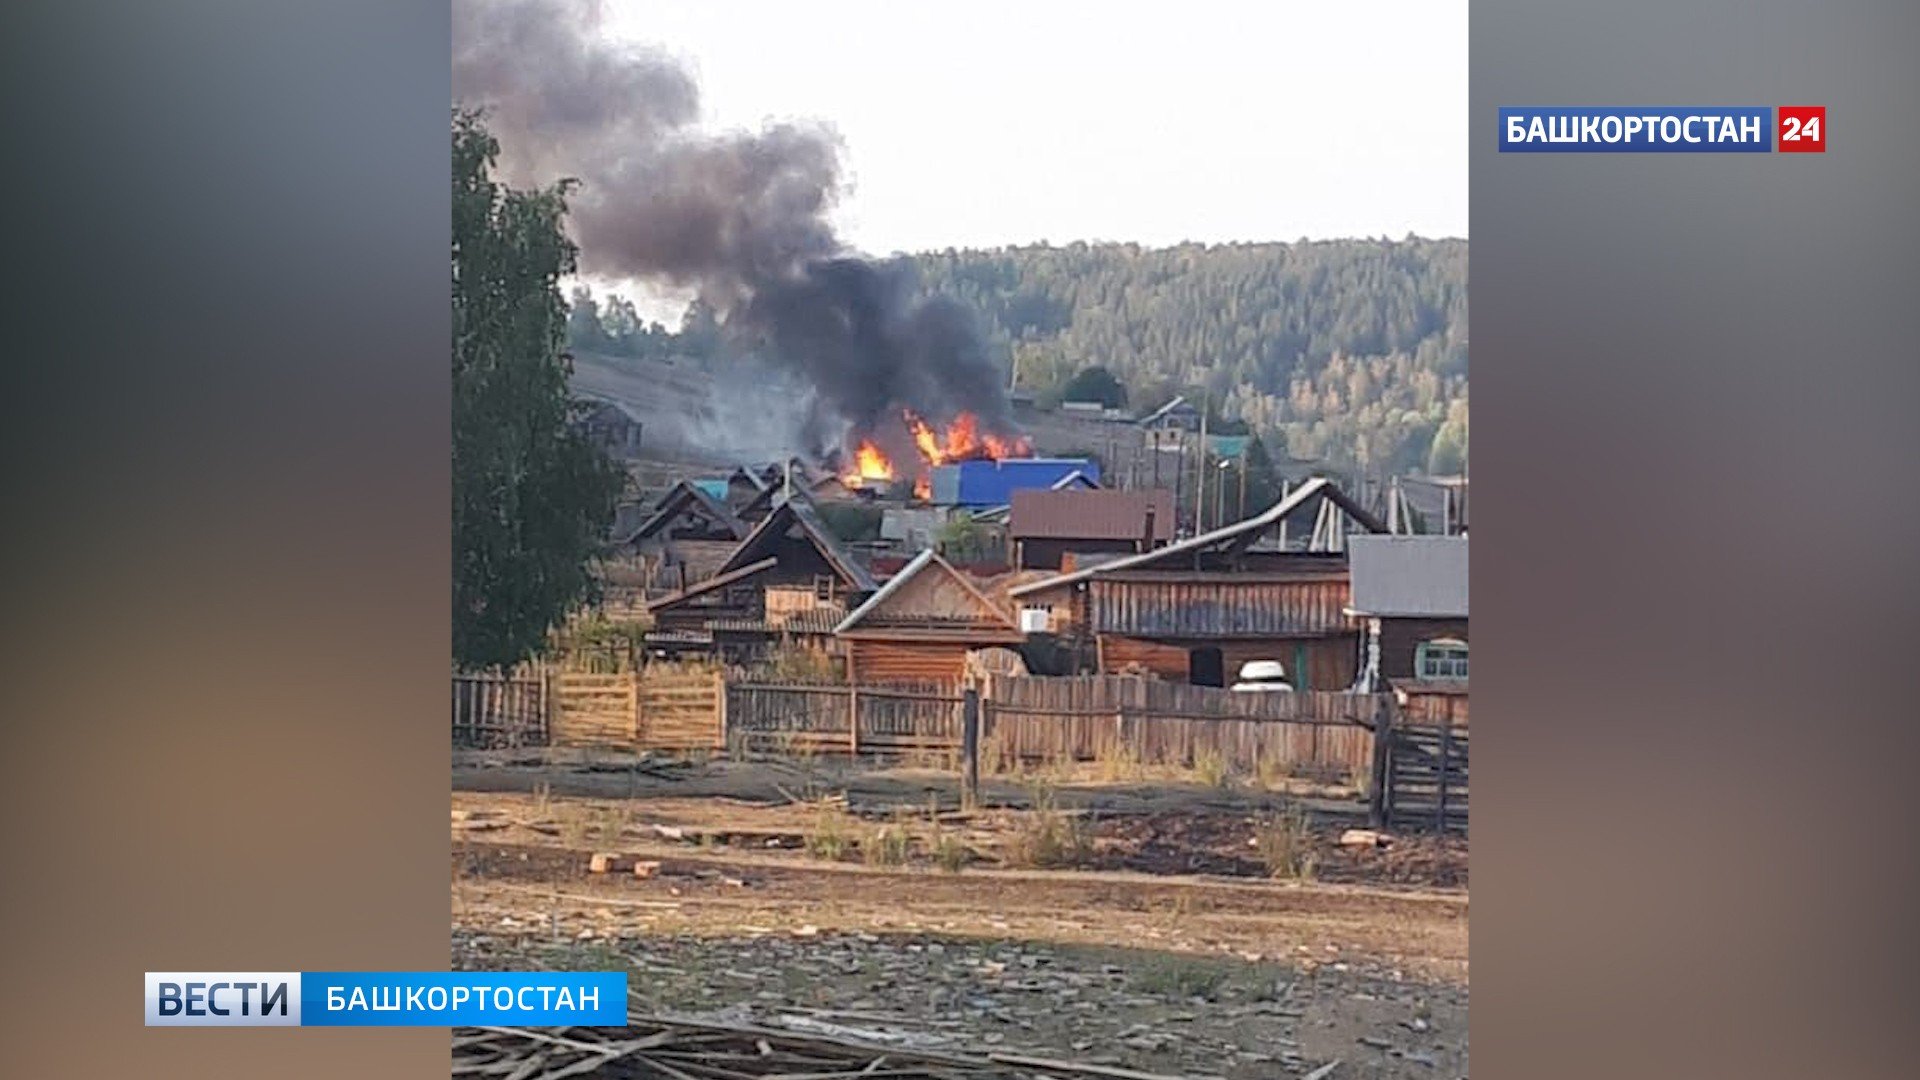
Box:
(1009, 489), (1175, 541)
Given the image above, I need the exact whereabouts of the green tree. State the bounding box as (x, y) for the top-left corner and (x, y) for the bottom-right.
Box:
(936, 513), (997, 563)
(1059, 365), (1129, 408)
(453, 111), (623, 671)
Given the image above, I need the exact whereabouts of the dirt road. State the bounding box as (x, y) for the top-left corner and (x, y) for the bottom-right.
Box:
(451, 763), (1467, 1078)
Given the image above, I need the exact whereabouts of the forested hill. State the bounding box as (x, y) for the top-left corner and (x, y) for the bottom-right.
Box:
(910, 238), (1467, 475)
(568, 237), (1468, 476)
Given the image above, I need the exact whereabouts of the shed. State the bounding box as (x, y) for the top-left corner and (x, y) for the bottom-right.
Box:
(1008, 488), (1175, 570)
(572, 395), (645, 460)
(1345, 535), (1468, 708)
(835, 549), (1023, 687)
(1137, 396), (1201, 433)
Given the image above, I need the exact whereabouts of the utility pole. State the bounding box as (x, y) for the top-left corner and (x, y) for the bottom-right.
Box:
(1237, 444), (1248, 520)
(1193, 400), (1208, 535)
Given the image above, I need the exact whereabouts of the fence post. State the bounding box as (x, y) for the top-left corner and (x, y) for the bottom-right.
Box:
(1369, 694), (1394, 829)
(961, 687), (981, 811)
(1435, 719), (1454, 833)
(628, 671), (642, 747)
(713, 670), (729, 753)
(848, 683), (860, 758)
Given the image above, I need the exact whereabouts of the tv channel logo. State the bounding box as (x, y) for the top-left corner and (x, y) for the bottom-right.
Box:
(145, 972), (301, 1027)
(145, 971), (630, 1027)
(1499, 107), (1826, 152)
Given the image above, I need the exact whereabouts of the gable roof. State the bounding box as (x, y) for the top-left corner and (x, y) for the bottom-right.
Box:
(1049, 470), (1102, 491)
(1007, 477), (1388, 598)
(619, 480), (747, 546)
(1345, 536), (1468, 618)
(1137, 395), (1193, 425)
(1010, 488), (1174, 542)
(644, 557), (780, 613)
(726, 465), (769, 493)
(720, 494), (876, 592)
(834, 549), (1020, 637)
(572, 392), (647, 425)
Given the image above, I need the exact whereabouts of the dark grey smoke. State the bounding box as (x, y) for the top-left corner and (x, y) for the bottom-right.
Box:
(452, 0), (1017, 451)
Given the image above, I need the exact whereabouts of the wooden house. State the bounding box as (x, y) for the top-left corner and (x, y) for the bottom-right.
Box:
(1137, 395), (1202, 434)
(834, 549), (1023, 687)
(723, 466), (768, 510)
(572, 394), (645, 460)
(644, 495), (876, 660)
(1006, 478), (1388, 689)
(1008, 488), (1174, 570)
(1346, 535), (1468, 724)
(611, 480), (749, 593)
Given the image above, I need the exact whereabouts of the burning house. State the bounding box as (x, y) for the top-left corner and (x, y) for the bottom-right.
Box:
(454, 0), (1039, 507)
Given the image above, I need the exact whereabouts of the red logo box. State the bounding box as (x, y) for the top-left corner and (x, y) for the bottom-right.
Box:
(1778, 106), (1825, 152)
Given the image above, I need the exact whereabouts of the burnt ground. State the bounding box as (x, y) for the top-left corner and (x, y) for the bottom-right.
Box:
(452, 756), (1467, 1078)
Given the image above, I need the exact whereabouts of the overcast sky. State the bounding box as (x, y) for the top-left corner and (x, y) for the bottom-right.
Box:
(601, 1), (1468, 256)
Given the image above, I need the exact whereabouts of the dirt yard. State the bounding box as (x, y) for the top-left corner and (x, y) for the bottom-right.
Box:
(452, 755), (1468, 1079)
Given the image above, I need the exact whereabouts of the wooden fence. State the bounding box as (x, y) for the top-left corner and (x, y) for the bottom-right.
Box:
(543, 666), (726, 751)
(451, 669), (549, 748)
(1377, 720), (1469, 834)
(981, 675), (1381, 779)
(721, 674), (1381, 780)
(724, 682), (961, 757)
(549, 672), (638, 748)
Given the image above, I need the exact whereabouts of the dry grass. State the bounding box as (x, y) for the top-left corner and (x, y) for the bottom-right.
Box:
(1004, 784), (1093, 869)
(1254, 801), (1319, 881)
(1192, 747), (1233, 789)
(803, 804), (852, 861)
(862, 821), (912, 867)
(1132, 955), (1230, 1000)
(1092, 740), (1144, 783)
(932, 831), (972, 872)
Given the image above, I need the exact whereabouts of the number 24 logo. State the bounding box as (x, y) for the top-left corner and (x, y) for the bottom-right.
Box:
(1782, 115), (1820, 141)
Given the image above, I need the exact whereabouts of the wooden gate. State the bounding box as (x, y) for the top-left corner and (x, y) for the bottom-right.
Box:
(637, 670), (724, 750)
(550, 672), (637, 748)
(550, 670), (723, 751)
(1379, 721), (1469, 834)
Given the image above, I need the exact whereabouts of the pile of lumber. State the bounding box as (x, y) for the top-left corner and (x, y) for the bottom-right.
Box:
(452, 1017), (1209, 1080)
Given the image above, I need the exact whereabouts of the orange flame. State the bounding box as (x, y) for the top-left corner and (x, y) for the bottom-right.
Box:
(902, 410), (1031, 466)
(842, 440), (895, 487)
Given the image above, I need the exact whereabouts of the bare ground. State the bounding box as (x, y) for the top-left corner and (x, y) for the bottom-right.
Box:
(452, 756), (1467, 1078)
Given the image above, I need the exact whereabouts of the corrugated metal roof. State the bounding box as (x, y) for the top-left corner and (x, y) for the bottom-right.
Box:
(1346, 536), (1468, 618)
(1009, 489), (1175, 541)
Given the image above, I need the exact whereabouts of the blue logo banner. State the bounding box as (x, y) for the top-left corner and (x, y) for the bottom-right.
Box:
(1499, 107), (1773, 152)
(302, 972), (628, 1027)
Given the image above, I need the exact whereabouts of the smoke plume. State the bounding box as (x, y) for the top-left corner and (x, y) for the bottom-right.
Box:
(452, 0), (1017, 452)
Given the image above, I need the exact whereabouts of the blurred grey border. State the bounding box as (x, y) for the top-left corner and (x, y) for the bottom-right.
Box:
(0, 2), (449, 1076)
(1474, 3), (1920, 1077)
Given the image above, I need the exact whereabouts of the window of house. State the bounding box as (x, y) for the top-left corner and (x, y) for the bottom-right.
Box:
(1415, 638), (1469, 680)
(813, 575), (835, 601)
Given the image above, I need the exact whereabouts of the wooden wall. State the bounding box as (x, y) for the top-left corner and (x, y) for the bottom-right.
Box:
(1399, 689), (1469, 727)
(1017, 537), (1137, 571)
(1097, 633), (1359, 690)
(1378, 617), (1469, 680)
(848, 640), (970, 687)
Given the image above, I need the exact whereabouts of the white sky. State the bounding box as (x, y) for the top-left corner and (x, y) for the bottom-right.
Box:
(602, 1), (1468, 256)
